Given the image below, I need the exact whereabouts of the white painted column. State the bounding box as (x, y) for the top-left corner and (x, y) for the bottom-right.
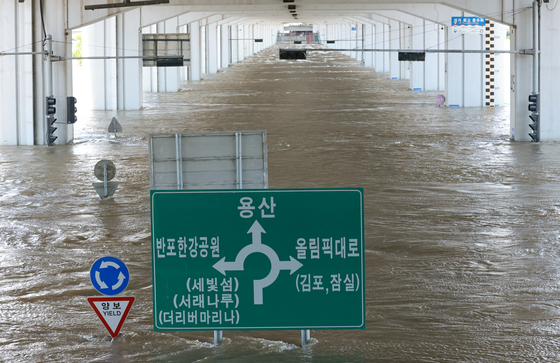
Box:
(231, 25), (239, 63)
(463, 30), (484, 107)
(364, 23), (374, 68)
(241, 25), (247, 58)
(424, 21), (440, 91)
(383, 24), (390, 73)
(200, 24), (207, 74)
(269, 24), (276, 47)
(389, 20), (400, 79)
(328, 25), (333, 48)
(116, 9), (142, 110)
(237, 25), (245, 62)
(399, 23), (409, 80)
(83, 19), (116, 110)
(493, 22), (510, 107)
(510, 8), (534, 140)
(445, 26), (463, 107)
(157, 18), (179, 92)
(208, 22), (218, 74)
(534, 5), (560, 141)
(190, 21), (201, 80)
(255, 24), (262, 52)
(351, 24), (357, 60)
(269, 24), (277, 47)
(178, 25), (188, 81)
(105, 18), (117, 109)
(220, 24), (229, 68)
(337, 25), (342, 53)
(438, 26), (446, 91)
(142, 25), (158, 92)
(0, 0), (34, 145)
(45, 0), (73, 144)
(359, 23), (365, 62)
(410, 20), (425, 90)
(374, 21), (384, 72)
(245, 24), (253, 57)
(345, 25), (351, 57)
(443, 13), (485, 108)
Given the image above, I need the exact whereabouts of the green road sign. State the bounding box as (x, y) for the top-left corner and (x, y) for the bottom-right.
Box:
(150, 188), (365, 331)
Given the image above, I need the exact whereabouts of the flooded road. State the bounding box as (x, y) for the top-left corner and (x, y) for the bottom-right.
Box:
(3, 45), (560, 362)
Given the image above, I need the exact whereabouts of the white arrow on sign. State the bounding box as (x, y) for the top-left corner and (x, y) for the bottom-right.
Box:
(112, 271), (126, 290)
(95, 271), (109, 289)
(100, 261), (120, 269)
(95, 260), (124, 290)
(212, 220), (303, 304)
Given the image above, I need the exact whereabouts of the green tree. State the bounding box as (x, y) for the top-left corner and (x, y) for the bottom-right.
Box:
(72, 34), (82, 66)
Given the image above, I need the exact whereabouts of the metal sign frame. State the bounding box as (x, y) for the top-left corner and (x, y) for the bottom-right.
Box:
(142, 33), (191, 67)
(148, 131), (268, 191)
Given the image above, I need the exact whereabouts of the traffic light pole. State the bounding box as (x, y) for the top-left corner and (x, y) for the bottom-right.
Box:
(533, 0), (539, 96)
(44, 35), (54, 146)
(528, 0), (540, 142)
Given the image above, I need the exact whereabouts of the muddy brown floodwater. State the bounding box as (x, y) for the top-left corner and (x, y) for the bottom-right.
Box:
(2, 45), (560, 362)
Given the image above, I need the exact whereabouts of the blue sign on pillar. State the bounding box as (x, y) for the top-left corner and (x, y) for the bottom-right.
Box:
(90, 256), (130, 295)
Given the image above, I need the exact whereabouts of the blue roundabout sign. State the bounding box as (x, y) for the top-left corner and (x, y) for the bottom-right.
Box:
(90, 256), (130, 296)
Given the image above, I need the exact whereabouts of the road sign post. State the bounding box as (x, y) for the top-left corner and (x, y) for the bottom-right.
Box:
(150, 188), (365, 332)
(89, 256), (134, 339)
(92, 160), (119, 199)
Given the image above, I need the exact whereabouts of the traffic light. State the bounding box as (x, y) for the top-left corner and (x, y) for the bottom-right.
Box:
(279, 49), (307, 60)
(46, 96), (57, 145)
(528, 94), (539, 142)
(67, 96), (77, 124)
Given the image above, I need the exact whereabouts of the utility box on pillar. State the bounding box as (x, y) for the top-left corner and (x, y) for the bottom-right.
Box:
(46, 96), (57, 146)
(528, 94), (539, 142)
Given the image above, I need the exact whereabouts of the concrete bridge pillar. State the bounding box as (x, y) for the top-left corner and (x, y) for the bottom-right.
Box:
(158, 18), (180, 92)
(208, 22), (219, 74)
(231, 24), (239, 64)
(190, 21), (202, 80)
(511, 4), (560, 141)
(220, 24), (230, 67)
(382, 23), (390, 73)
(444, 16), (485, 107)
(364, 23), (375, 68)
(374, 21), (385, 73)
(424, 21), (444, 91)
(444, 26), (463, 107)
(389, 19), (400, 80)
(116, 10), (142, 110)
(410, 20), (426, 90)
(83, 9), (142, 110)
(83, 18), (116, 110)
(142, 24), (157, 91)
(0, 0), (74, 145)
(0, 0), (34, 145)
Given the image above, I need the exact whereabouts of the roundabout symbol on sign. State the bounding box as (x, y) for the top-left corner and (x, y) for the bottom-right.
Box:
(90, 256), (130, 295)
(212, 220), (303, 305)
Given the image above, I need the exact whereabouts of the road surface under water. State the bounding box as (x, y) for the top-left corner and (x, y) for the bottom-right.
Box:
(2, 45), (560, 362)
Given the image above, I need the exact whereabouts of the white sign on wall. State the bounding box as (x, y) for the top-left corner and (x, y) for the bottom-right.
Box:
(451, 17), (486, 35)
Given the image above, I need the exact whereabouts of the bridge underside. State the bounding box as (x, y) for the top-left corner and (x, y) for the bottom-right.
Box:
(0, 0), (557, 144)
